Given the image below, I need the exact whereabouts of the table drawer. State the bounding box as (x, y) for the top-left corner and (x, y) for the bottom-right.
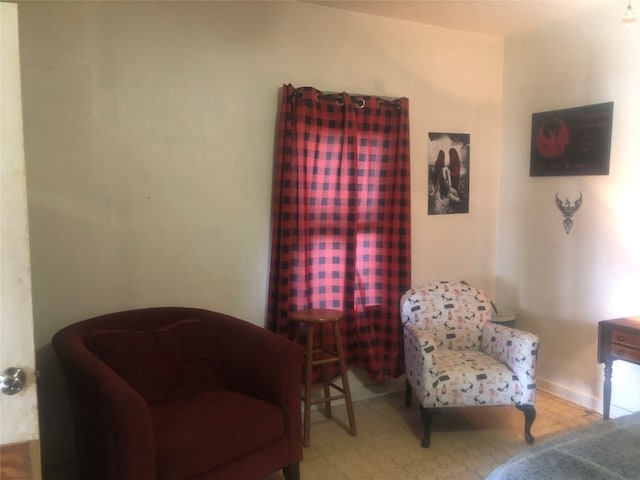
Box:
(610, 344), (640, 363)
(610, 329), (640, 348)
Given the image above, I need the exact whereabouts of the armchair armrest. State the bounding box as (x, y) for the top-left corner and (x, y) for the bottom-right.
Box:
(404, 323), (439, 408)
(217, 317), (303, 404)
(52, 328), (156, 480)
(480, 323), (539, 404)
(215, 316), (304, 460)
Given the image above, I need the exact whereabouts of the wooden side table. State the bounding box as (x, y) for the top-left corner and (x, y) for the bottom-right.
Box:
(597, 316), (640, 419)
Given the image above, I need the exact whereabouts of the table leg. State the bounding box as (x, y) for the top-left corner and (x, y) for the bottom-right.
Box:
(603, 360), (612, 420)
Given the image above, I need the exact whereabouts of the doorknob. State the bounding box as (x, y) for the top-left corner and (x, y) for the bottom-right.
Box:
(1, 367), (26, 395)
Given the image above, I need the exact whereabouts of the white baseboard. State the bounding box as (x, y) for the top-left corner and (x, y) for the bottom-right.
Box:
(536, 377), (633, 418)
(348, 369), (405, 402)
(305, 369), (405, 407)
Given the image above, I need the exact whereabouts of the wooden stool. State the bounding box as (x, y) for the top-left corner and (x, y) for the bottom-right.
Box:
(290, 308), (357, 447)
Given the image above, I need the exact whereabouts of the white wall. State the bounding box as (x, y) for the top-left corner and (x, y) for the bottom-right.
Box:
(498, 2), (640, 416)
(17, 1), (504, 464)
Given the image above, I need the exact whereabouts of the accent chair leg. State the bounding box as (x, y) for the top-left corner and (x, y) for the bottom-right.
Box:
(283, 463), (300, 480)
(419, 407), (439, 448)
(516, 404), (536, 444)
(405, 379), (412, 407)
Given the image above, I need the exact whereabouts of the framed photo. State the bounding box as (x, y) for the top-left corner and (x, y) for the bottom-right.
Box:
(530, 102), (613, 176)
(428, 133), (470, 215)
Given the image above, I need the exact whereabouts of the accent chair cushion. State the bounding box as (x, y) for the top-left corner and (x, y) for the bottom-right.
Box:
(430, 349), (522, 406)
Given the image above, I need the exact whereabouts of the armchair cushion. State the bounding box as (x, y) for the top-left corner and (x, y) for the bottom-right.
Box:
(89, 328), (178, 403)
(88, 319), (226, 404)
(152, 390), (284, 480)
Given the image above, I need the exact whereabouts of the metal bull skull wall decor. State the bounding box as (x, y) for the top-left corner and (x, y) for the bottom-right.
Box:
(555, 191), (583, 234)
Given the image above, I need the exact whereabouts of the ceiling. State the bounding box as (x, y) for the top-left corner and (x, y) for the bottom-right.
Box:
(300, 0), (612, 37)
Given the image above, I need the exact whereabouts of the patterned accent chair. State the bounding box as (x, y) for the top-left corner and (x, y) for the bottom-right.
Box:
(401, 281), (538, 448)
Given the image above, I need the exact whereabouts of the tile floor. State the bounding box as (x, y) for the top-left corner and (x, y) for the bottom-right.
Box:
(265, 390), (600, 480)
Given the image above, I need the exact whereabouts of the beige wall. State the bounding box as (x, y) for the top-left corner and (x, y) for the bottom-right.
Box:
(17, 1), (504, 464)
(498, 2), (640, 416)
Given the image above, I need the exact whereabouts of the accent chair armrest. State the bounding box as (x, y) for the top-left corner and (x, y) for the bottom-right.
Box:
(404, 323), (439, 407)
(481, 323), (539, 404)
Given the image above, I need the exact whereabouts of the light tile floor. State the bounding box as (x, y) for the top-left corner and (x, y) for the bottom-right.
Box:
(265, 390), (600, 480)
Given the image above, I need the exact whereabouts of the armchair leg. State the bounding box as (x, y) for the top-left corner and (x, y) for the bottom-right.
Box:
(516, 404), (536, 444)
(283, 463), (300, 480)
(419, 407), (440, 448)
(405, 378), (412, 407)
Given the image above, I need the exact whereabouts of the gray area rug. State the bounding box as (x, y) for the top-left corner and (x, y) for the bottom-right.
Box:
(486, 411), (640, 480)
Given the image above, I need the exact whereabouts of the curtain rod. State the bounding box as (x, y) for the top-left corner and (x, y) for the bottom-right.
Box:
(317, 90), (402, 101)
(292, 86), (403, 102)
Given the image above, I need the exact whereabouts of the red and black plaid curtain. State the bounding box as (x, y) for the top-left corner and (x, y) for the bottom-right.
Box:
(267, 84), (411, 381)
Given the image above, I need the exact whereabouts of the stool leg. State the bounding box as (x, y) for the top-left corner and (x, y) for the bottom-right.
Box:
(320, 323), (332, 418)
(302, 324), (314, 447)
(333, 321), (356, 436)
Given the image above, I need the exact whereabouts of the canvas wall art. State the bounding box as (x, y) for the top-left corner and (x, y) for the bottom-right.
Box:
(530, 102), (613, 176)
(428, 133), (470, 215)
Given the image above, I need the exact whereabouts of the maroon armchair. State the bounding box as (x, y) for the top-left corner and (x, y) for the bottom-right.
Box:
(52, 307), (304, 480)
